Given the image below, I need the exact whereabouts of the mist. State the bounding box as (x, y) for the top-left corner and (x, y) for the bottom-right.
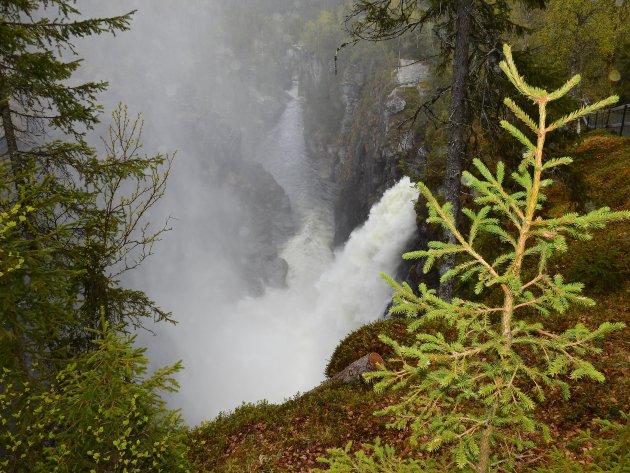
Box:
(74, 0), (420, 425)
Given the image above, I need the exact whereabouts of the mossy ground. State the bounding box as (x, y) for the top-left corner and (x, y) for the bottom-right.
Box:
(188, 132), (629, 472)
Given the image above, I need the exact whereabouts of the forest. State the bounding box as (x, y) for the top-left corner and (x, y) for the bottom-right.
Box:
(1, 0), (629, 472)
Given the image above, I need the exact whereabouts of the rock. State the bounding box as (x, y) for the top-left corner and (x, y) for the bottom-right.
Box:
(332, 352), (384, 383)
(385, 90), (406, 115)
(203, 114), (296, 296)
(395, 59), (429, 86)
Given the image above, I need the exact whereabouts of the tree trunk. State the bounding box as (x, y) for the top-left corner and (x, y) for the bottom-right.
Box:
(332, 352), (384, 383)
(476, 398), (499, 473)
(440, 0), (474, 301)
(0, 71), (24, 186)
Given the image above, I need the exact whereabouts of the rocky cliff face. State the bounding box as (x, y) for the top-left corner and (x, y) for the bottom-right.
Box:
(205, 116), (295, 296)
(300, 54), (430, 247)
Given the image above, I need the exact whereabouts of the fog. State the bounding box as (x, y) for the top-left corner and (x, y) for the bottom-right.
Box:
(76, 1), (419, 425)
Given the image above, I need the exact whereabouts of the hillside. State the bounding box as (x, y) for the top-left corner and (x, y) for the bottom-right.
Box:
(187, 131), (630, 472)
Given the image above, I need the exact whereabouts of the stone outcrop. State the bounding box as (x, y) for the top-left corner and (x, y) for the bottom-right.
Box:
(206, 115), (295, 296)
(300, 57), (430, 247)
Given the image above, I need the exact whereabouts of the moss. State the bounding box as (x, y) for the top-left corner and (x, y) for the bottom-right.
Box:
(188, 383), (405, 472)
(324, 318), (416, 379)
(546, 132), (630, 294)
(547, 131), (630, 213)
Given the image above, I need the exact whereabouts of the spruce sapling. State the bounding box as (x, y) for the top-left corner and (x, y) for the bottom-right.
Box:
(366, 44), (629, 472)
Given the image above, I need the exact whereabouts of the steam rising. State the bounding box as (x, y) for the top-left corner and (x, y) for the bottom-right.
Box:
(75, 1), (420, 424)
(162, 175), (418, 424)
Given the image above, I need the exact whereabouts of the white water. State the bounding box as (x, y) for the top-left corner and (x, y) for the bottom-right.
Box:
(254, 84), (335, 284)
(135, 84), (419, 425)
(165, 92), (418, 424)
(170, 176), (419, 424)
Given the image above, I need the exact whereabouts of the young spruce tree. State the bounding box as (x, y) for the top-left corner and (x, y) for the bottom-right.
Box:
(366, 45), (629, 472)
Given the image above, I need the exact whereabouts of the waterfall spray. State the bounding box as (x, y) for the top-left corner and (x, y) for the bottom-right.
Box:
(170, 177), (419, 424)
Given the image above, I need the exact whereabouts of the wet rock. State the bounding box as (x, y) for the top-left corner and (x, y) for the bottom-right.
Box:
(203, 114), (295, 296)
(395, 59), (429, 86)
(385, 90), (406, 115)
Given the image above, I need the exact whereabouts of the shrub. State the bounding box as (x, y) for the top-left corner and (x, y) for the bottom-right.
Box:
(534, 414), (629, 473)
(315, 438), (435, 472)
(0, 318), (194, 473)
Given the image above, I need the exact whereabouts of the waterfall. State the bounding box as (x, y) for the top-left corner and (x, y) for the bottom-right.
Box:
(69, 0), (422, 428)
(169, 180), (419, 424)
(133, 85), (420, 425)
(254, 83), (335, 285)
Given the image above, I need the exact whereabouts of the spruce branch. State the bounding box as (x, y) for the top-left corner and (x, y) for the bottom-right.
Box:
(546, 96), (619, 132)
(503, 98), (539, 133)
(374, 43), (630, 471)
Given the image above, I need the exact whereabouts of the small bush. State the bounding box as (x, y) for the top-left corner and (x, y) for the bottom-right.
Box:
(534, 414), (629, 472)
(0, 321), (193, 473)
(315, 438), (436, 472)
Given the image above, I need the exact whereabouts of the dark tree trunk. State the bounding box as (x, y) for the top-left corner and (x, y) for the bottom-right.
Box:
(0, 74), (24, 188)
(440, 0), (474, 301)
(0, 101), (18, 155)
(0, 66), (19, 158)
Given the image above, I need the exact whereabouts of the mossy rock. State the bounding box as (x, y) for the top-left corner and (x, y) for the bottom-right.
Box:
(325, 318), (416, 379)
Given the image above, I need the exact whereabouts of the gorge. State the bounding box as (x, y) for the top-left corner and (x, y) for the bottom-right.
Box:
(73, 0), (428, 424)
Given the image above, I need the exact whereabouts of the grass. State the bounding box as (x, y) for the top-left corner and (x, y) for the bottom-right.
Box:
(188, 131), (629, 472)
(188, 384), (406, 472)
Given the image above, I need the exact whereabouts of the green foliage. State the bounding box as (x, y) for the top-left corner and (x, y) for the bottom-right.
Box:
(0, 203), (32, 277)
(533, 414), (629, 473)
(315, 438), (432, 472)
(0, 165), (80, 372)
(325, 319), (416, 379)
(531, 0), (630, 102)
(0, 317), (193, 473)
(368, 44), (630, 471)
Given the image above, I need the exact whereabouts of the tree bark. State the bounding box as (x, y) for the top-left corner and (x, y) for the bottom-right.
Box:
(476, 399), (498, 473)
(0, 101), (18, 155)
(0, 70), (24, 185)
(332, 352), (384, 383)
(440, 0), (474, 301)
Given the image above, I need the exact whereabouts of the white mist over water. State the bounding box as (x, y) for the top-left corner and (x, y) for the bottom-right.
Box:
(151, 89), (420, 424)
(71, 1), (421, 425)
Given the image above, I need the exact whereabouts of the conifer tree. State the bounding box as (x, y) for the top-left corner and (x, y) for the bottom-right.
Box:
(367, 45), (629, 472)
(0, 2), (172, 368)
(0, 1), (133, 168)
